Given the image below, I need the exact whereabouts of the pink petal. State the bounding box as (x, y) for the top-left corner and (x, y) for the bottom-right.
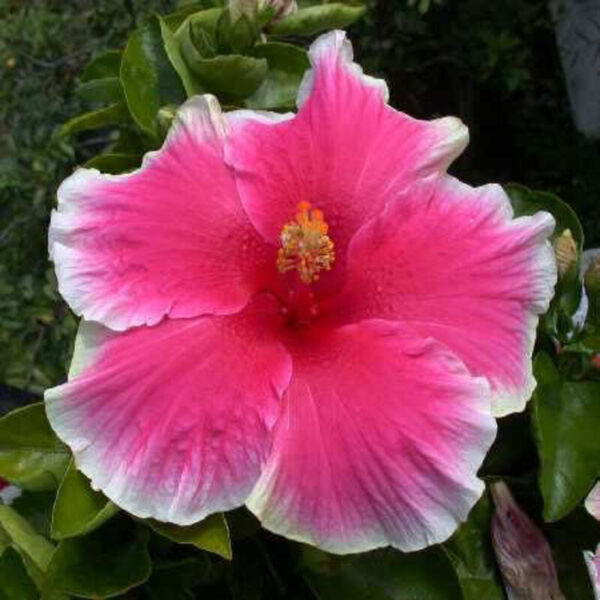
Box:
(44, 297), (292, 525)
(338, 175), (556, 416)
(246, 319), (496, 554)
(225, 30), (468, 285)
(585, 544), (600, 600)
(50, 96), (275, 332)
(586, 482), (600, 521)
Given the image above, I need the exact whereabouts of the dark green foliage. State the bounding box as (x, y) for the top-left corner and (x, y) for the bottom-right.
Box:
(354, 0), (600, 245)
(0, 0), (178, 393)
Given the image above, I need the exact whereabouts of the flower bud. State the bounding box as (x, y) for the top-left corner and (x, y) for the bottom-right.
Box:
(554, 229), (578, 277)
(585, 254), (600, 293)
(229, 0), (297, 24)
(490, 481), (565, 600)
(156, 105), (178, 139)
(584, 544), (600, 600)
(261, 0), (297, 22)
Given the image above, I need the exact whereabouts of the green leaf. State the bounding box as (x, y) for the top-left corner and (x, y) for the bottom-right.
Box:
(76, 77), (124, 105)
(147, 513), (231, 559)
(47, 516), (151, 598)
(0, 403), (69, 490)
(121, 15), (187, 137)
(505, 182), (584, 331)
(60, 103), (130, 136)
(246, 42), (310, 109)
(176, 7), (222, 51)
(161, 16), (205, 97)
(301, 546), (462, 600)
(164, 1), (224, 30)
(0, 507), (64, 600)
(0, 505), (55, 571)
(182, 52), (268, 100)
(51, 460), (119, 540)
(84, 152), (140, 174)
(443, 494), (504, 600)
(146, 557), (221, 600)
(504, 182), (584, 251)
(271, 4), (366, 37)
(216, 9), (259, 55)
(532, 352), (600, 521)
(11, 492), (56, 538)
(81, 50), (122, 82)
(0, 547), (38, 600)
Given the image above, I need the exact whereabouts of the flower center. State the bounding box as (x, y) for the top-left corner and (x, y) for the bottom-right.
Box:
(277, 202), (335, 284)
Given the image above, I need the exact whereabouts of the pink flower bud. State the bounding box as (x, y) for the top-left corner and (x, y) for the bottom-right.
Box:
(490, 481), (565, 600)
(584, 544), (600, 600)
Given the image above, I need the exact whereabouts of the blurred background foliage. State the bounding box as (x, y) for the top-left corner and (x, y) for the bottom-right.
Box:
(1, 0), (600, 395)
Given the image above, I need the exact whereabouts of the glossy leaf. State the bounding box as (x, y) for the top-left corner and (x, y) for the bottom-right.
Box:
(60, 103), (130, 136)
(51, 460), (119, 540)
(0, 403), (69, 491)
(505, 184), (583, 334)
(80, 50), (122, 82)
(301, 546), (462, 600)
(47, 517), (151, 598)
(182, 51), (267, 99)
(505, 182), (584, 250)
(532, 352), (600, 521)
(177, 7), (222, 51)
(146, 556), (220, 599)
(0, 547), (38, 600)
(147, 513), (232, 560)
(246, 42), (309, 109)
(164, 1), (224, 30)
(0, 506), (55, 571)
(84, 152), (140, 174)
(161, 15), (205, 96)
(444, 494), (505, 599)
(121, 15), (187, 136)
(271, 4), (366, 37)
(12, 492), (55, 538)
(76, 77), (124, 105)
(216, 10), (258, 54)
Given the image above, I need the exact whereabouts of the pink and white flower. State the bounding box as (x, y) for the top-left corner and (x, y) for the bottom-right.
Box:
(585, 544), (600, 600)
(586, 482), (600, 521)
(45, 31), (556, 554)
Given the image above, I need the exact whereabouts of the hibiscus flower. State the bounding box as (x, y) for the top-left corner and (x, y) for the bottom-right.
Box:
(45, 30), (556, 554)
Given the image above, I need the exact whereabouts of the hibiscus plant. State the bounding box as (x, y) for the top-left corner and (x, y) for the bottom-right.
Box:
(1, 1), (600, 599)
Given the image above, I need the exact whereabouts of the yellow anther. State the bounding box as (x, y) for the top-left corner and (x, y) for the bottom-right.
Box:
(277, 202), (335, 284)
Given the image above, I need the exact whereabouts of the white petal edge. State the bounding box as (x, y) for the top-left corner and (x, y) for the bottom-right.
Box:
(49, 96), (231, 332)
(297, 29), (389, 108)
(295, 30), (468, 174)
(470, 182), (557, 417)
(245, 329), (496, 555)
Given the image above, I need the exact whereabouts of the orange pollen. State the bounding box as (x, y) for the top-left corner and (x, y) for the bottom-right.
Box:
(277, 202), (335, 284)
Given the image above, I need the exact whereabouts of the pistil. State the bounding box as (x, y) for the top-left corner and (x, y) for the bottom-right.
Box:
(277, 201), (335, 284)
